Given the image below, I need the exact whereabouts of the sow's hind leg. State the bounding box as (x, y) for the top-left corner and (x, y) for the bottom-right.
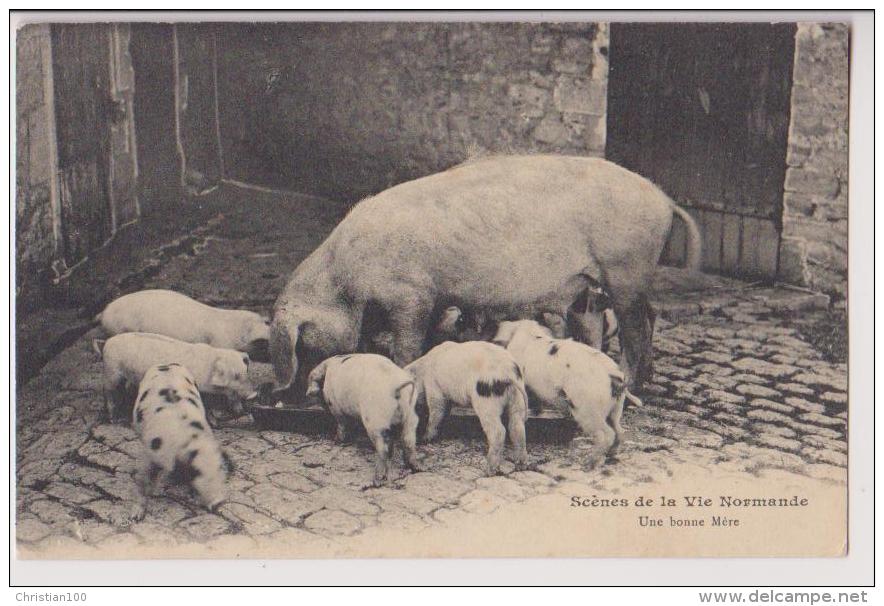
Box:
(609, 286), (654, 392)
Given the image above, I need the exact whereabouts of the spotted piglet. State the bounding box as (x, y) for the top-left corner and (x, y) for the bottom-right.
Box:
(493, 320), (643, 469)
(405, 341), (529, 475)
(306, 354), (422, 486)
(133, 363), (232, 511)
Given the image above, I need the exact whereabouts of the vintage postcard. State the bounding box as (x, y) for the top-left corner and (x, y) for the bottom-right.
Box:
(13, 13), (861, 565)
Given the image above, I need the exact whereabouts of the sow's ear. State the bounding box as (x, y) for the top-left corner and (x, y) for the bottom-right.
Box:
(269, 316), (305, 390)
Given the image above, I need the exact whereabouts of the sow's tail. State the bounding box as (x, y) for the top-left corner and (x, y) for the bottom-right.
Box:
(671, 203), (703, 272)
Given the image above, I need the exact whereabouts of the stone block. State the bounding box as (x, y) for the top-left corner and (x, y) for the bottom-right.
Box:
(217, 502), (282, 536)
(819, 391), (848, 408)
(784, 167), (840, 198)
(551, 59), (591, 75)
(553, 76), (607, 115)
(16, 516), (53, 543)
(750, 398), (795, 415)
(268, 471), (319, 494)
(459, 489), (509, 515)
(530, 32), (556, 55)
(746, 408), (792, 425)
(533, 115), (569, 146)
(401, 472), (472, 504)
(474, 475), (529, 502)
(246, 484), (322, 525)
(800, 446), (846, 467)
(736, 383), (782, 399)
(303, 509), (361, 536)
(179, 514), (232, 541)
(731, 358), (800, 379)
(753, 433), (803, 454)
(507, 83), (550, 118)
(561, 36), (592, 58)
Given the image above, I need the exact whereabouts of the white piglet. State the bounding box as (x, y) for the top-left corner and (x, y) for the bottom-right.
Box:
(306, 354), (422, 486)
(98, 332), (257, 421)
(133, 364), (231, 511)
(493, 320), (642, 469)
(405, 341), (529, 475)
(96, 289), (271, 361)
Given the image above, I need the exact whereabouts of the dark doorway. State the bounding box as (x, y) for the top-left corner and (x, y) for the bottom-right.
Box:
(131, 23), (183, 214)
(606, 23), (797, 279)
(175, 24), (224, 192)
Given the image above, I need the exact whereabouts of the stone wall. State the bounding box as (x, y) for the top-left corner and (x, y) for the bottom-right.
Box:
(16, 24), (59, 309)
(217, 22), (609, 201)
(779, 23), (849, 298)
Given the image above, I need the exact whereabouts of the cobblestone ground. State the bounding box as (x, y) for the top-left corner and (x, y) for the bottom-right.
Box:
(15, 286), (847, 557)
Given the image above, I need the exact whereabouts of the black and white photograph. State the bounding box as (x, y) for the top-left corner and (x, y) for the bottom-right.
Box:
(11, 10), (869, 571)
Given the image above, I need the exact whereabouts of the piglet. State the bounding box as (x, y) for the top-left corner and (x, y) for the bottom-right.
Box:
(493, 320), (642, 469)
(405, 341), (528, 475)
(97, 332), (257, 422)
(306, 353), (422, 486)
(96, 289), (271, 361)
(133, 363), (232, 511)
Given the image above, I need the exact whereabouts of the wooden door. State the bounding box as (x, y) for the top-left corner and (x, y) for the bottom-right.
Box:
(51, 23), (112, 267)
(51, 23), (139, 267)
(107, 24), (139, 227)
(606, 23), (797, 279)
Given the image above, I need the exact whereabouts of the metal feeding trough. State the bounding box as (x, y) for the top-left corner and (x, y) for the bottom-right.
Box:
(249, 393), (578, 444)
